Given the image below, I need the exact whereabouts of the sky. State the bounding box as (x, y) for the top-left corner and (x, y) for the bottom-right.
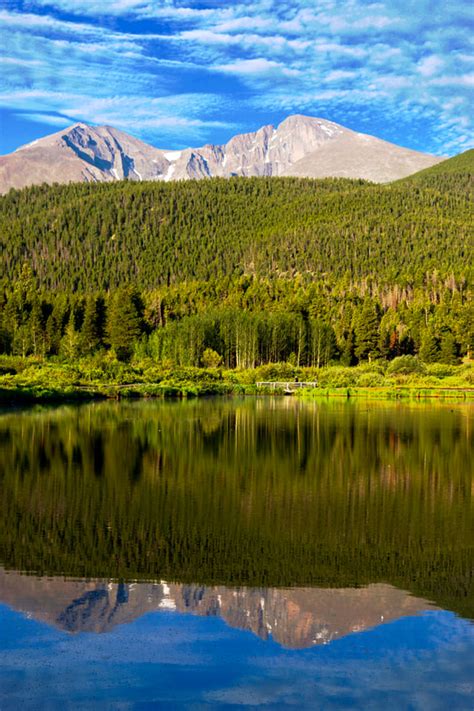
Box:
(0, 0), (473, 156)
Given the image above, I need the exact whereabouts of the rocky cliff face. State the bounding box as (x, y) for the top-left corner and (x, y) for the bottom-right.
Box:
(0, 115), (444, 193)
(0, 569), (436, 648)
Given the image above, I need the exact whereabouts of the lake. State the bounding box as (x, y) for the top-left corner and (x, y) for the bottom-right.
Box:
(0, 398), (473, 709)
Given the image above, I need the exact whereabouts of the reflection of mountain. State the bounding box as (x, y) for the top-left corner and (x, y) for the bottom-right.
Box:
(0, 569), (437, 648)
(1, 401), (472, 618)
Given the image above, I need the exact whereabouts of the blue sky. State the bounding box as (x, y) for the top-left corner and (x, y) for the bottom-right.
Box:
(0, 0), (473, 155)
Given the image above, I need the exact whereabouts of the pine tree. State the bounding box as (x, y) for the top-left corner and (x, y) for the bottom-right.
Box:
(107, 288), (143, 361)
(419, 328), (440, 363)
(340, 330), (356, 366)
(439, 331), (459, 364)
(80, 296), (106, 354)
(354, 301), (380, 362)
(15, 263), (35, 313)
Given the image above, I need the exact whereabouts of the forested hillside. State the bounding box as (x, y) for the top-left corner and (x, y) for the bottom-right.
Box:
(1, 173), (472, 289)
(405, 149), (474, 181)
(0, 167), (472, 368)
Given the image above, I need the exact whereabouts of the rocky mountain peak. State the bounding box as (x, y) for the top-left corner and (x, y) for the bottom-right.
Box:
(0, 113), (445, 193)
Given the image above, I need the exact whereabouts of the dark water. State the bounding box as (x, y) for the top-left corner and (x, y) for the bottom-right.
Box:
(0, 398), (473, 709)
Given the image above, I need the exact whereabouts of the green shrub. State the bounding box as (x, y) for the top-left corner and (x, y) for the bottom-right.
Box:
(141, 367), (166, 383)
(387, 355), (425, 376)
(201, 348), (223, 369)
(356, 361), (387, 375)
(355, 371), (385, 387)
(425, 363), (458, 379)
(253, 363), (297, 382)
(459, 364), (474, 385)
(317, 367), (357, 388)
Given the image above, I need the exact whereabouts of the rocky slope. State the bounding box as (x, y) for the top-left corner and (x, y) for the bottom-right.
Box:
(0, 123), (169, 192)
(0, 115), (444, 193)
(0, 569), (437, 648)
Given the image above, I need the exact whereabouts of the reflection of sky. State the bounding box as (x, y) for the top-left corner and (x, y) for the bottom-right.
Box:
(1, 605), (473, 709)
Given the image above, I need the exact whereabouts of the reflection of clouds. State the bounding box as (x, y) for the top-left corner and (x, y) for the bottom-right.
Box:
(209, 617), (474, 709)
(1, 606), (473, 709)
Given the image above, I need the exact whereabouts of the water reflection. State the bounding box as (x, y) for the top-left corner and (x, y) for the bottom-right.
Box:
(0, 398), (472, 618)
(0, 568), (438, 648)
(1, 399), (473, 708)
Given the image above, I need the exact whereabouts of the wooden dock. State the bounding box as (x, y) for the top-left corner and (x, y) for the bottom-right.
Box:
(256, 381), (318, 394)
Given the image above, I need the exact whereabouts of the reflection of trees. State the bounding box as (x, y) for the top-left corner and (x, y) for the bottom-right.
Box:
(0, 399), (472, 617)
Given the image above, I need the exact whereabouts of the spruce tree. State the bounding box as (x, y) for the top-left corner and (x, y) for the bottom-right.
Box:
(107, 288), (143, 361)
(419, 328), (440, 363)
(80, 296), (106, 355)
(354, 301), (380, 362)
(439, 331), (459, 365)
(340, 330), (356, 366)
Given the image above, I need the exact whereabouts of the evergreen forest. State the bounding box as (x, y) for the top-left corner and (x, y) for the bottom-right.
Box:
(0, 151), (472, 379)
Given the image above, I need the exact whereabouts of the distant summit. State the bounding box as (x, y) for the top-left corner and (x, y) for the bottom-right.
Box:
(0, 114), (444, 193)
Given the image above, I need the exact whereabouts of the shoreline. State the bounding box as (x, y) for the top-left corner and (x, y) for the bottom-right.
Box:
(1, 356), (472, 406)
(1, 382), (473, 406)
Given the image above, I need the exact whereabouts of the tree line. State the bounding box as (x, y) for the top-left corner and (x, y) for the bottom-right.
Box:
(1, 264), (471, 366)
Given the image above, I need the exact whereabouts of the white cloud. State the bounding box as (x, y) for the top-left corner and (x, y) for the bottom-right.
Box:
(314, 43), (368, 58)
(430, 74), (474, 88)
(1, 0), (472, 155)
(418, 56), (444, 77)
(1, 89), (234, 146)
(214, 16), (274, 33)
(214, 58), (300, 78)
(30, 0), (233, 22)
(0, 57), (43, 67)
(325, 70), (357, 83)
(15, 112), (73, 126)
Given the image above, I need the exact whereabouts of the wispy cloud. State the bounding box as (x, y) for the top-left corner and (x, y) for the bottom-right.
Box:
(0, 89), (232, 146)
(214, 58), (300, 78)
(0, 57), (44, 67)
(1, 0), (472, 154)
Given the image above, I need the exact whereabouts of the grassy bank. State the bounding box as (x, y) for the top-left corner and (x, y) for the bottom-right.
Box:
(0, 355), (473, 404)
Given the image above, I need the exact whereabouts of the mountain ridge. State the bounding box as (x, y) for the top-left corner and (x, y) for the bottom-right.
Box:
(0, 114), (444, 193)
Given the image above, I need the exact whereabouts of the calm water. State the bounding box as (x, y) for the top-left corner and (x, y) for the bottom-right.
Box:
(0, 398), (473, 709)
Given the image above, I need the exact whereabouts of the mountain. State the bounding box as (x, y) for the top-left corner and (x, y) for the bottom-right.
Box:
(0, 115), (444, 193)
(0, 569), (437, 648)
(0, 124), (169, 193)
